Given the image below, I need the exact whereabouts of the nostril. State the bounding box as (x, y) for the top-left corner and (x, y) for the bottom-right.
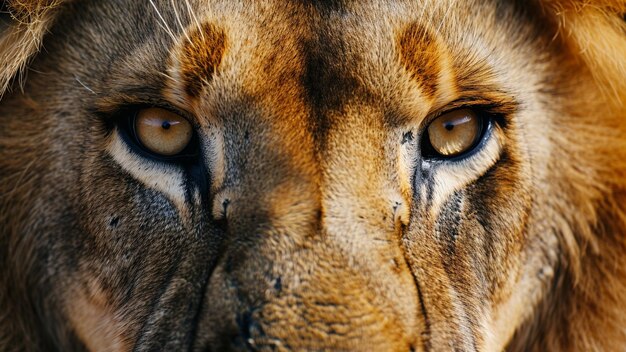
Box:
(235, 308), (265, 350)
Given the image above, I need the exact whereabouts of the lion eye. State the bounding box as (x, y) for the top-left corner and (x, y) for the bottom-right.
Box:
(425, 108), (482, 157)
(134, 107), (193, 156)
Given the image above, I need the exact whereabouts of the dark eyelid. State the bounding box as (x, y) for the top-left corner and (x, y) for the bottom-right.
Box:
(420, 103), (507, 134)
(422, 93), (518, 127)
(92, 96), (198, 129)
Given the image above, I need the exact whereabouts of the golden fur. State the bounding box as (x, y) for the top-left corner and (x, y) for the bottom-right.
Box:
(1, 0), (626, 350)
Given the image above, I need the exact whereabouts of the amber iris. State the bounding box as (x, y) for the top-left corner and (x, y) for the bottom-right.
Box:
(427, 109), (481, 157)
(135, 108), (192, 156)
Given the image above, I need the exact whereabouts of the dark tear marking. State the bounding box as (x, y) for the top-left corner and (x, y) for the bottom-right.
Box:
(463, 147), (519, 304)
(398, 23), (441, 98)
(412, 161), (437, 210)
(435, 190), (463, 258)
(179, 22), (226, 97)
(467, 148), (512, 269)
(183, 157), (210, 205)
(436, 192), (485, 350)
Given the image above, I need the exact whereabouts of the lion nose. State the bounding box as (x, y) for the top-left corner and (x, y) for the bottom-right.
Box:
(193, 235), (422, 351)
(192, 169), (421, 350)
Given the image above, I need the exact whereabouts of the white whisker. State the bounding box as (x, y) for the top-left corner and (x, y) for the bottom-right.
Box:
(148, 0), (177, 42)
(156, 70), (176, 82)
(434, 0), (457, 37)
(184, 0), (205, 42)
(171, 0), (191, 43)
(75, 76), (96, 95)
(416, 0), (430, 33)
(417, 2), (436, 45)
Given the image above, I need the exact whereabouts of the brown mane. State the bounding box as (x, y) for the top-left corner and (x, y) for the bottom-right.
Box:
(510, 1), (626, 349)
(0, 0), (68, 95)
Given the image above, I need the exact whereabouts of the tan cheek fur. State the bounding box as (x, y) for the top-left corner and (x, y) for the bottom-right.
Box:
(66, 280), (130, 352)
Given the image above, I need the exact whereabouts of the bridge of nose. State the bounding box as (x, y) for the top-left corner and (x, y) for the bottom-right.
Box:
(196, 100), (422, 350)
(187, 3), (423, 349)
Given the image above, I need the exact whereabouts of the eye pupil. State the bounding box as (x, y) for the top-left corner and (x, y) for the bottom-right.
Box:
(444, 123), (454, 131)
(162, 121), (171, 130)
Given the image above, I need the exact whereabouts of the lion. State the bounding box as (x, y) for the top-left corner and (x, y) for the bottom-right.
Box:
(1, 0), (625, 350)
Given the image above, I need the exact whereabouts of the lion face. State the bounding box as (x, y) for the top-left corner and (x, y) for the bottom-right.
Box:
(1, 0), (625, 351)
